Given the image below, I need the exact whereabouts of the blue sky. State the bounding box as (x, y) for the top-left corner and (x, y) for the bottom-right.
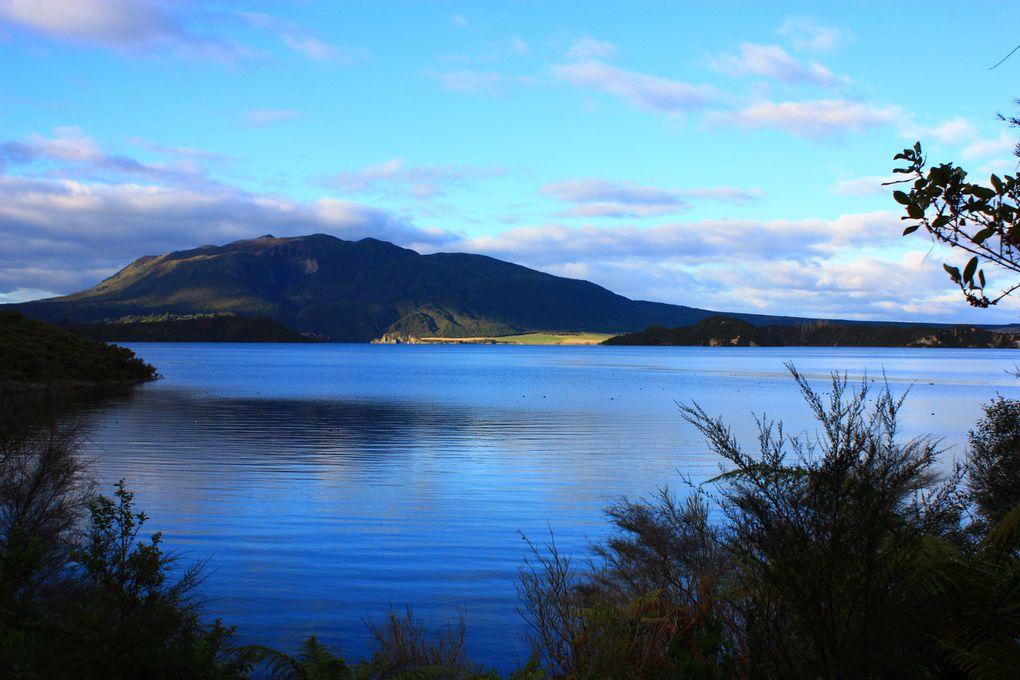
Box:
(1, 1), (1018, 323)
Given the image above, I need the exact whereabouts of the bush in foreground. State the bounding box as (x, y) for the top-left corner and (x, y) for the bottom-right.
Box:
(519, 366), (1020, 679)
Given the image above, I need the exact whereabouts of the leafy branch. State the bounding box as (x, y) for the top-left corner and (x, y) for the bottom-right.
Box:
(889, 141), (1019, 307)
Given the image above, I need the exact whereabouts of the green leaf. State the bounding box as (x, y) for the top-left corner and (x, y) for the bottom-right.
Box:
(913, 141), (922, 154)
(943, 264), (961, 282)
(907, 203), (924, 219)
(979, 270), (986, 288)
(991, 174), (1004, 193)
(963, 256), (978, 283)
(893, 190), (911, 205)
(902, 224), (920, 236)
(973, 227), (996, 244)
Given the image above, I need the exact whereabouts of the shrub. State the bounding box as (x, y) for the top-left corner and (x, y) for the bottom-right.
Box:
(967, 396), (1020, 531)
(519, 366), (999, 679)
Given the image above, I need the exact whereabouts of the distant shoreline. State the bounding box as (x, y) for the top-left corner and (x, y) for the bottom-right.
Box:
(375, 331), (614, 345)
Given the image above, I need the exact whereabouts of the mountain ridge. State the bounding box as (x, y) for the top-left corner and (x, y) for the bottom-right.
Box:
(11, 233), (833, 342)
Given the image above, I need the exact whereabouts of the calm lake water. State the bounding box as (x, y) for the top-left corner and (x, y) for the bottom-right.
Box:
(79, 344), (1020, 668)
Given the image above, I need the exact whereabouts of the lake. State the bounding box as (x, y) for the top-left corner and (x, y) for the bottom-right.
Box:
(78, 344), (1020, 669)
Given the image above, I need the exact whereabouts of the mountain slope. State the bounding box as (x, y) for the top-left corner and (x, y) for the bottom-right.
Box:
(13, 234), (803, 342)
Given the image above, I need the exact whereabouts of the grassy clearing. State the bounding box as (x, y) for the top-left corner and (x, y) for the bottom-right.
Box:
(417, 331), (614, 345)
(495, 332), (614, 345)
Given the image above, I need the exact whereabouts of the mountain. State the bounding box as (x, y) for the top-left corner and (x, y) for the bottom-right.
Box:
(13, 234), (806, 342)
(604, 315), (1020, 349)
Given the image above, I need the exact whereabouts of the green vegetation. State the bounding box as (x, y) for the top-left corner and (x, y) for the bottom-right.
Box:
(70, 313), (315, 343)
(604, 314), (1019, 348)
(9, 234), (802, 342)
(0, 311), (156, 385)
(3, 369), (1020, 677)
(967, 397), (1020, 533)
(603, 316), (775, 346)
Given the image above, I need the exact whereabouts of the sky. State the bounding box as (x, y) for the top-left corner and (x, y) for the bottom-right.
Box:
(1, 0), (1018, 324)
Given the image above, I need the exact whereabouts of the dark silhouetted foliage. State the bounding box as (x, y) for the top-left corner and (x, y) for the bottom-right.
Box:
(604, 315), (1019, 348)
(968, 397), (1020, 535)
(0, 310), (156, 385)
(519, 367), (1020, 679)
(891, 108), (1019, 307)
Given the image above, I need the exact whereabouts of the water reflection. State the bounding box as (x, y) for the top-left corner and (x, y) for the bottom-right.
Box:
(76, 344), (1020, 669)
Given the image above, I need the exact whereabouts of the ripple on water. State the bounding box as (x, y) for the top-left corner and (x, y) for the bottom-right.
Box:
(78, 344), (1020, 669)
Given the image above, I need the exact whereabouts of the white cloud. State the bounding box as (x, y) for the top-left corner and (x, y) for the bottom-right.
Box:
(544, 180), (680, 206)
(124, 136), (231, 164)
(902, 117), (978, 145)
(552, 60), (715, 115)
(461, 211), (900, 266)
(510, 35), (529, 56)
(962, 131), (1016, 160)
(321, 159), (507, 199)
(542, 178), (764, 218)
(242, 109), (303, 126)
(6, 126), (102, 162)
(434, 69), (537, 95)
(0, 0), (249, 59)
(240, 12), (365, 64)
(0, 126), (219, 187)
(280, 33), (364, 63)
(830, 175), (900, 197)
(714, 99), (902, 139)
(711, 42), (850, 88)
(980, 157), (1020, 175)
(0, 287), (61, 303)
(1, 0), (173, 44)
(681, 187), (767, 203)
(452, 211), (1018, 322)
(566, 36), (618, 60)
(776, 16), (852, 53)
